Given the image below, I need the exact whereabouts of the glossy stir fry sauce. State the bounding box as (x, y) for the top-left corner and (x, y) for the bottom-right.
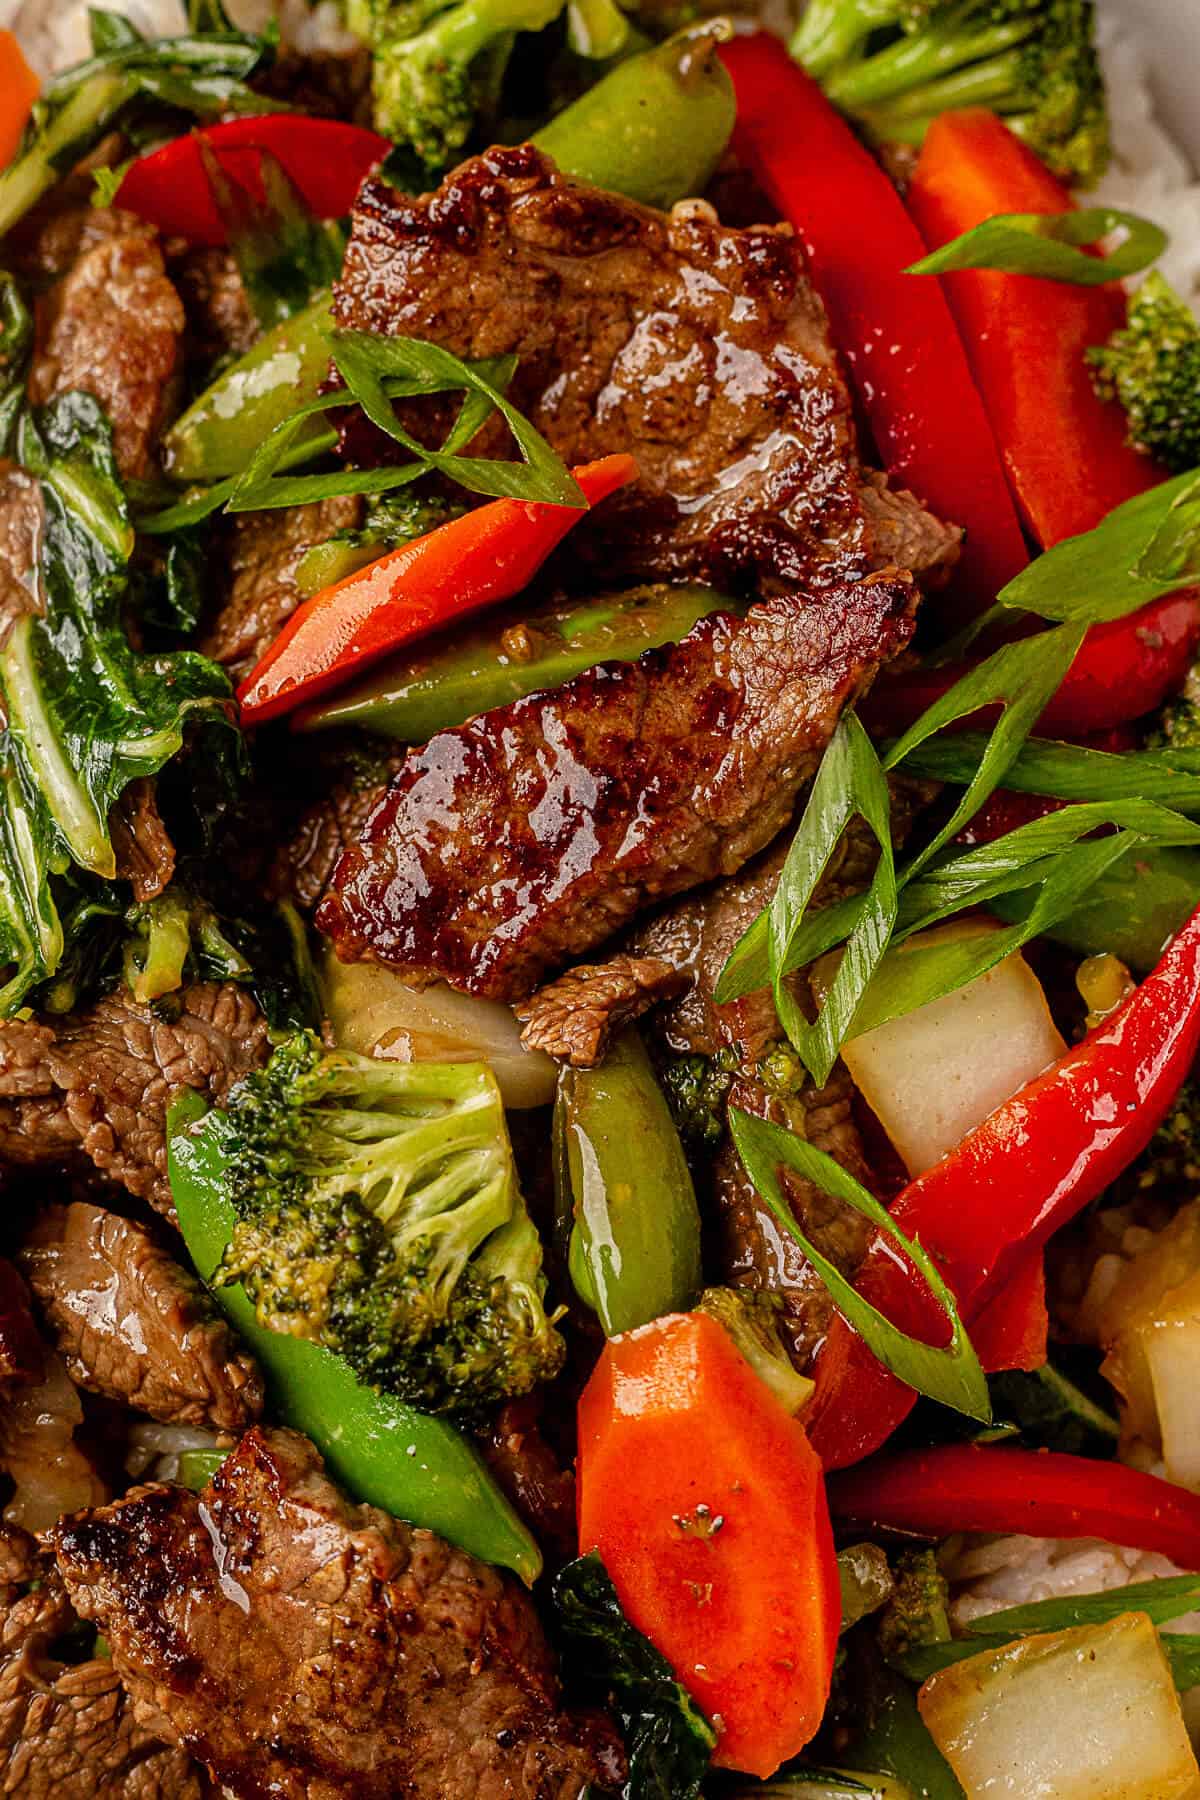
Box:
(2, 1), (1200, 1795)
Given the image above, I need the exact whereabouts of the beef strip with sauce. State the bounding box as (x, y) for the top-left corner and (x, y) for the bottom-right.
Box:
(516, 953), (687, 1067)
(27, 209), (185, 482)
(320, 572), (918, 999)
(332, 147), (959, 593)
(0, 985), (270, 1216)
(0, 1530), (204, 1797)
(50, 1425), (607, 1800)
(20, 1203), (263, 1432)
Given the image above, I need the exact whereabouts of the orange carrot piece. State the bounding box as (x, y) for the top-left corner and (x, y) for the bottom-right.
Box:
(0, 32), (38, 172)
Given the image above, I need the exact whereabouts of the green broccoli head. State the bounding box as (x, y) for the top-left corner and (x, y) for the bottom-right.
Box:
(877, 1547), (952, 1672)
(214, 1032), (566, 1417)
(657, 1048), (737, 1152)
(363, 0), (566, 168)
(796, 0), (1109, 187)
(695, 1285), (813, 1415)
(1088, 272), (1200, 475)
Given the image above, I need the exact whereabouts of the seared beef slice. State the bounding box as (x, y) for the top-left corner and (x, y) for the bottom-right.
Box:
(321, 574), (916, 998)
(321, 149), (929, 997)
(20, 1203), (263, 1431)
(334, 147), (957, 591)
(51, 1426), (603, 1800)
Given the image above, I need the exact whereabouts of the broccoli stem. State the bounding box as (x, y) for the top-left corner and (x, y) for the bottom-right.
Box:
(826, 19), (1031, 109)
(856, 50), (1029, 140)
(790, 0), (912, 80)
(565, 0), (631, 60)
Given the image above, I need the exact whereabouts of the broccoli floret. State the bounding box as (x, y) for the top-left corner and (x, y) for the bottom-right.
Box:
(657, 1048), (737, 1152)
(793, 0), (1109, 187)
(1088, 271), (1200, 474)
(1147, 660), (1200, 751)
(214, 1032), (565, 1417)
(695, 1286), (814, 1415)
(355, 0), (565, 168)
(877, 1547), (952, 1672)
(1139, 1078), (1200, 1188)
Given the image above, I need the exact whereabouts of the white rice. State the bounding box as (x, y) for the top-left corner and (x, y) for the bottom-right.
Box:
(0, 0), (356, 80)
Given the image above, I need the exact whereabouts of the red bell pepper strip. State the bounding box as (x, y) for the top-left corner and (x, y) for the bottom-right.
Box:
(970, 1249), (1047, 1373)
(828, 1444), (1200, 1569)
(0, 32), (38, 172)
(237, 454), (637, 725)
(907, 109), (1162, 548)
(806, 903), (1200, 1471)
(865, 588), (1200, 741)
(719, 33), (1027, 611)
(114, 116), (390, 248)
(577, 1311), (841, 1778)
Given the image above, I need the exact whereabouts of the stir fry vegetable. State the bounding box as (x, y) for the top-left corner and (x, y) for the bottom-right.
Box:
(721, 32), (1028, 610)
(829, 1444), (1200, 1568)
(803, 903), (1200, 1468)
(294, 582), (737, 738)
(113, 116), (390, 246)
(237, 454), (636, 722)
(168, 1088), (541, 1579)
(0, 31), (38, 168)
(553, 1029), (702, 1336)
(577, 1311), (841, 1778)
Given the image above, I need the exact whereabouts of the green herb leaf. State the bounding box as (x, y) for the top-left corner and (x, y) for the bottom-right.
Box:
(995, 469), (1200, 625)
(729, 1110), (990, 1423)
(894, 732), (1200, 814)
(331, 331), (586, 508)
(715, 626), (1083, 1009)
(553, 1551), (715, 1800)
(768, 713), (898, 1084)
(907, 206), (1167, 285)
(882, 625), (1086, 872)
(969, 1574), (1200, 1638)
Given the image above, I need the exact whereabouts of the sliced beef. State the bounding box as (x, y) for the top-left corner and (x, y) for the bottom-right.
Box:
(320, 573), (917, 999)
(20, 1202), (263, 1431)
(0, 1262), (44, 1397)
(0, 1551), (202, 1798)
(28, 211), (185, 481)
(334, 147), (959, 594)
(0, 985), (271, 1215)
(201, 497), (364, 682)
(50, 1425), (604, 1800)
(516, 953), (686, 1067)
(0, 468), (42, 645)
(481, 1398), (578, 1567)
(165, 244), (258, 365)
(273, 743), (406, 911)
(110, 779), (175, 905)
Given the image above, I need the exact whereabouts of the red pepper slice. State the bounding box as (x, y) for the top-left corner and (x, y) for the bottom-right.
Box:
(970, 1249), (1047, 1373)
(114, 116), (391, 247)
(906, 109), (1161, 548)
(720, 33), (1027, 611)
(865, 585), (1200, 741)
(828, 1443), (1200, 1568)
(806, 903), (1200, 1471)
(237, 454), (638, 726)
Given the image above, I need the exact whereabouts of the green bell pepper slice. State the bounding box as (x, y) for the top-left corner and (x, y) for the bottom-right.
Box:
(167, 1090), (541, 1582)
(553, 1028), (702, 1336)
(293, 582), (737, 739)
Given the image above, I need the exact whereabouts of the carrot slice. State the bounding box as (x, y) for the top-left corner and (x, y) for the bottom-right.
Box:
(577, 1311), (840, 1779)
(0, 32), (39, 172)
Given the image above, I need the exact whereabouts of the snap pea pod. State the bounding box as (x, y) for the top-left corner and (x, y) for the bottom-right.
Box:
(294, 582), (737, 738)
(994, 844), (1200, 973)
(167, 1090), (541, 1582)
(161, 291), (336, 484)
(553, 1028), (702, 1336)
(533, 25), (736, 211)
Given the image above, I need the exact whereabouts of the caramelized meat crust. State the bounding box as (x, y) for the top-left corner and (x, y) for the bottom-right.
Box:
(320, 575), (917, 999)
(50, 1427), (603, 1800)
(333, 146), (958, 593)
